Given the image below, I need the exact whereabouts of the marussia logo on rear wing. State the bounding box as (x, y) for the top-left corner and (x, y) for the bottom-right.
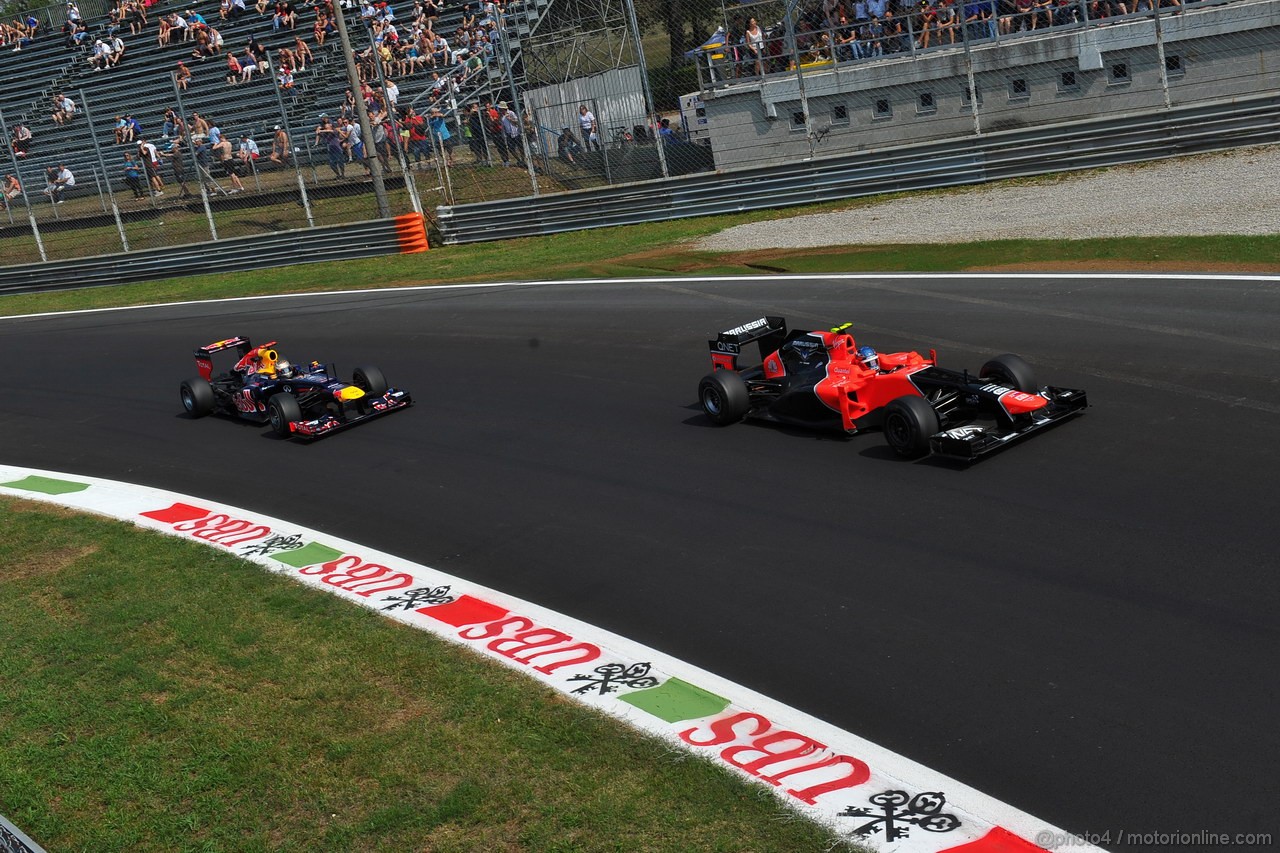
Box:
(723, 318), (771, 337)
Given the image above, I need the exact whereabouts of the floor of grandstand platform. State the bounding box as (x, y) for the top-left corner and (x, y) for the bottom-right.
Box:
(1, 274), (1276, 851)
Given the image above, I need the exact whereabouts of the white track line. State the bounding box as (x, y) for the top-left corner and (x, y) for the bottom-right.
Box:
(1, 272), (1277, 322)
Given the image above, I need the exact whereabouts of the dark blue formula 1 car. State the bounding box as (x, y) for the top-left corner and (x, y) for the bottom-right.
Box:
(179, 336), (411, 439)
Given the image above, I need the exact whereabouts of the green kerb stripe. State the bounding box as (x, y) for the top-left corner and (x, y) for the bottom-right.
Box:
(620, 678), (730, 724)
(1, 475), (91, 495)
(271, 542), (345, 568)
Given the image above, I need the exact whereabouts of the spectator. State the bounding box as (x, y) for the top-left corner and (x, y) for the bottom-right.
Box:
(293, 34), (312, 70)
(247, 34), (267, 63)
(269, 125), (290, 165)
(500, 101), (522, 167)
(11, 123), (32, 158)
(556, 127), (580, 166)
(744, 17), (764, 76)
(44, 164), (74, 203)
(341, 117), (369, 172)
(577, 104), (599, 151)
(127, 0), (147, 35)
(138, 137), (165, 194)
(190, 112), (211, 139)
(428, 107), (454, 166)
(228, 0), (247, 19)
(192, 26), (213, 58)
(404, 107), (429, 165)
(158, 14), (173, 46)
(50, 94), (76, 126)
(176, 60), (192, 90)
(110, 33), (126, 65)
(122, 152), (147, 199)
(1, 173), (21, 210)
(163, 135), (193, 197)
(89, 37), (111, 70)
(466, 104), (487, 163)
(238, 134), (260, 165)
(115, 115), (133, 144)
(935, 0), (958, 43)
(212, 137), (245, 191)
(208, 122), (224, 147)
(66, 2), (84, 25)
(314, 10), (332, 45)
(316, 116), (345, 177)
(128, 114), (144, 139)
(278, 65), (295, 90)
(162, 108), (183, 138)
(239, 48), (258, 82)
(658, 117), (683, 145)
(226, 51), (243, 84)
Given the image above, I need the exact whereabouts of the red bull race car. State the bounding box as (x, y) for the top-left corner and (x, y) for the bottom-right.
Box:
(179, 336), (412, 439)
(698, 317), (1086, 459)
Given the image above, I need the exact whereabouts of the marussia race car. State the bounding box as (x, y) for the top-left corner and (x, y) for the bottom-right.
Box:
(179, 336), (412, 439)
(698, 317), (1086, 459)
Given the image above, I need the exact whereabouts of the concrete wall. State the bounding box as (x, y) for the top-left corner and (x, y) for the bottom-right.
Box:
(702, 0), (1280, 170)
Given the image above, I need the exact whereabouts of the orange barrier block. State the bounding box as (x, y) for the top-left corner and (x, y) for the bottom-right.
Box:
(395, 213), (430, 254)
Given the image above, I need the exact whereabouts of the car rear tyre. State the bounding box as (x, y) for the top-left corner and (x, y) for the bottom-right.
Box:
(352, 365), (388, 397)
(980, 353), (1038, 393)
(884, 395), (940, 459)
(180, 377), (215, 417)
(699, 371), (750, 425)
(268, 392), (302, 438)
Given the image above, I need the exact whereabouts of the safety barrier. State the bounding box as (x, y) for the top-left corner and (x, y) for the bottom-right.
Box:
(434, 93), (1280, 244)
(0, 218), (407, 296)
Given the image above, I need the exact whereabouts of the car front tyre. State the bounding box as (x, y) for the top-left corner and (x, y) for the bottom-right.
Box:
(980, 353), (1038, 393)
(884, 395), (940, 459)
(352, 365), (388, 397)
(180, 377), (215, 417)
(268, 392), (302, 438)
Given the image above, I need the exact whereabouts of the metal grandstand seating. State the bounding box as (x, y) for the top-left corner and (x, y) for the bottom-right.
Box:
(2, 0), (544, 202)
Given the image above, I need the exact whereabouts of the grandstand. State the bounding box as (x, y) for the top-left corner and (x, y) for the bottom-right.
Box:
(0, 0), (549, 206)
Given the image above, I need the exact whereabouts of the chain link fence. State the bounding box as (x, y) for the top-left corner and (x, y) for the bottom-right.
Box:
(1, 0), (1276, 263)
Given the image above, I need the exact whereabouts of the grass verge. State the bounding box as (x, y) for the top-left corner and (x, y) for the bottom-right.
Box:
(0, 497), (858, 852)
(2, 186), (1277, 318)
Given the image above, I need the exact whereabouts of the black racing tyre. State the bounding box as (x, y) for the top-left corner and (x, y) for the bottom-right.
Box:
(268, 392), (302, 438)
(180, 377), (215, 417)
(883, 395), (940, 459)
(980, 353), (1038, 393)
(698, 370), (750, 426)
(352, 365), (388, 397)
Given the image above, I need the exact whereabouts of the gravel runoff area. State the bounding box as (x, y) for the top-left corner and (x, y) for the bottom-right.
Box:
(695, 145), (1280, 251)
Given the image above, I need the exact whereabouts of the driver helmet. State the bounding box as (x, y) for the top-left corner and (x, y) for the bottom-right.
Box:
(857, 345), (879, 371)
(276, 358), (295, 378)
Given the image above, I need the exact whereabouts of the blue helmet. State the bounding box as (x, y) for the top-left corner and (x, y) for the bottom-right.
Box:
(857, 346), (879, 371)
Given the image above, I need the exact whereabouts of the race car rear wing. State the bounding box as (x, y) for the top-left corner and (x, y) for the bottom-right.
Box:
(708, 316), (787, 371)
(194, 336), (253, 380)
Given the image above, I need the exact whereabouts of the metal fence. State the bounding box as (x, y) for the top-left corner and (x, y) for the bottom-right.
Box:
(0, 217), (411, 294)
(1, 0), (1277, 269)
(435, 90), (1280, 242)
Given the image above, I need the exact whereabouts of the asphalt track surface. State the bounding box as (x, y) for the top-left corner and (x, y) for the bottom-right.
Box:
(2, 275), (1277, 851)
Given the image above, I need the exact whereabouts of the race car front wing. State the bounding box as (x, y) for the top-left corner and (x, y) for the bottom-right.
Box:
(290, 389), (413, 439)
(928, 386), (1088, 459)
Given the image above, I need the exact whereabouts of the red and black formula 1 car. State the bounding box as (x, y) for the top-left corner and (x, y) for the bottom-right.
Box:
(697, 317), (1086, 459)
(179, 336), (411, 439)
